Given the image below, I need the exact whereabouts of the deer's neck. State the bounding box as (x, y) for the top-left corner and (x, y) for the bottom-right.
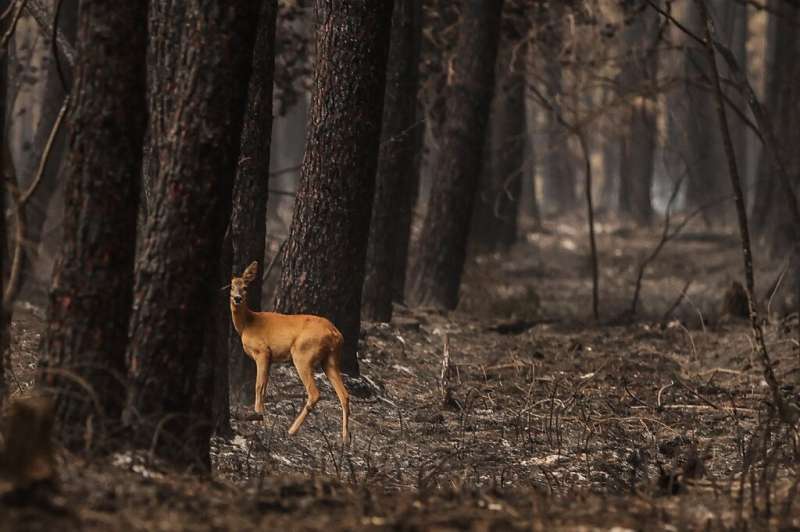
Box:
(230, 301), (254, 336)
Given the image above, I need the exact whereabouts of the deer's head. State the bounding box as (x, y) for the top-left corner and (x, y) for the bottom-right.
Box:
(230, 261), (258, 306)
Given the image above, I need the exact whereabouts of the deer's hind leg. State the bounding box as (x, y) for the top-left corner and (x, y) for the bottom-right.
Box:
(322, 356), (350, 442)
(287, 351), (321, 436)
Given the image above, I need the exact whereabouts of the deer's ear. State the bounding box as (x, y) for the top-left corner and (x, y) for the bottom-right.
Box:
(242, 261), (259, 284)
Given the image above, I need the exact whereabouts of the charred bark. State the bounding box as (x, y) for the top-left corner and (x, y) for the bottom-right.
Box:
(0, 0), (8, 404)
(126, 2), (259, 470)
(683, 4), (727, 225)
(407, 0), (504, 309)
(42, 0), (146, 451)
(362, 0), (423, 323)
(275, 0), (393, 375)
(471, 42), (526, 252)
(227, 0), (277, 406)
(14, 0), (78, 304)
(539, 5), (575, 214)
(617, 3), (660, 225)
(752, 1), (800, 257)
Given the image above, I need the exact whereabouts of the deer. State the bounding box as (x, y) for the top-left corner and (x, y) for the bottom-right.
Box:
(229, 261), (350, 441)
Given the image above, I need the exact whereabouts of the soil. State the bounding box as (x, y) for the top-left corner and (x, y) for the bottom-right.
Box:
(2, 216), (799, 531)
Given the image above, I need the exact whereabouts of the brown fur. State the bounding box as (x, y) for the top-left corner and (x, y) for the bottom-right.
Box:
(230, 262), (350, 441)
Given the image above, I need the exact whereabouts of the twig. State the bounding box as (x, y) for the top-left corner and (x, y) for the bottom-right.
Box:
(0, 0), (29, 53)
(4, 95), (70, 307)
(439, 334), (452, 406)
(529, 83), (600, 320)
(577, 130), (599, 320)
(21, 94), (69, 204)
(261, 238), (288, 283)
(662, 280), (692, 321)
(696, 0), (795, 424)
(630, 175), (685, 316)
(22, 0), (75, 67)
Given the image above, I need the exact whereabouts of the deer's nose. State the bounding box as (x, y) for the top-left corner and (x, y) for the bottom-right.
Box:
(232, 295), (243, 305)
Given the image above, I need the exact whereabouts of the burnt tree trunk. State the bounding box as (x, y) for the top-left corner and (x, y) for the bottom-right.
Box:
(126, 2), (258, 470)
(752, 1), (800, 257)
(0, 0), (8, 404)
(684, 4), (727, 225)
(407, 0), (504, 309)
(617, 3), (659, 225)
(540, 5), (575, 214)
(212, 232), (233, 435)
(15, 0), (78, 304)
(42, 0), (147, 451)
(362, 0), (423, 323)
(275, 0), (393, 375)
(227, 0), (277, 407)
(490, 49), (525, 249)
(471, 42), (526, 252)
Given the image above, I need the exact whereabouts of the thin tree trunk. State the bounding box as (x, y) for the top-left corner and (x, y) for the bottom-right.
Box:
(16, 0), (78, 302)
(126, 1), (259, 470)
(275, 0), (393, 375)
(362, 0), (423, 323)
(407, 0), (504, 309)
(227, 0), (277, 407)
(540, 5), (575, 214)
(751, 0), (800, 256)
(684, 4), (727, 225)
(471, 42), (526, 252)
(42, 0), (147, 451)
(617, 3), (659, 225)
(492, 57), (525, 248)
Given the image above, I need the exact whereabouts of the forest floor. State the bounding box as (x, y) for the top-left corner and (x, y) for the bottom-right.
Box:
(3, 214), (800, 531)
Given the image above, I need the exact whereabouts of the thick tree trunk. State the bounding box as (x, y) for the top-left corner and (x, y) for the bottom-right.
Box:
(227, 0), (277, 407)
(407, 0), (504, 310)
(0, 0), (8, 404)
(617, 4), (659, 225)
(213, 232), (233, 435)
(275, 0), (393, 375)
(126, 2), (259, 470)
(42, 0), (147, 451)
(362, 0), (423, 323)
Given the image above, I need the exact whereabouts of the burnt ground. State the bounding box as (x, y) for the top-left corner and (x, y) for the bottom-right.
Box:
(3, 216), (800, 531)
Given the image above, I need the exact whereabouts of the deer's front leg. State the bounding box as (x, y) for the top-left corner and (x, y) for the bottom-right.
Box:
(253, 351), (271, 414)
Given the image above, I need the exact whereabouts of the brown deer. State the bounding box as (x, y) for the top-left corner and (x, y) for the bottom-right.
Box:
(229, 261), (350, 441)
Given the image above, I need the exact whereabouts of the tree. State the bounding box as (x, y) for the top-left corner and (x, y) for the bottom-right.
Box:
(15, 0), (78, 303)
(407, 0), (504, 309)
(42, 0), (147, 451)
(539, 4), (576, 214)
(125, 2), (259, 470)
(751, 1), (800, 257)
(617, 2), (660, 225)
(0, 0), (9, 405)
(275, 0), (394, 375)
(362, 0), (423, 323)
(683, 3), (727, 224)
(225, 0), (277, 410)
(471, 36), (526, 252)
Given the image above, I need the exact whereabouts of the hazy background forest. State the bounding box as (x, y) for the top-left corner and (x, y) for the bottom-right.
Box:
(2, 0), (800, 530)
